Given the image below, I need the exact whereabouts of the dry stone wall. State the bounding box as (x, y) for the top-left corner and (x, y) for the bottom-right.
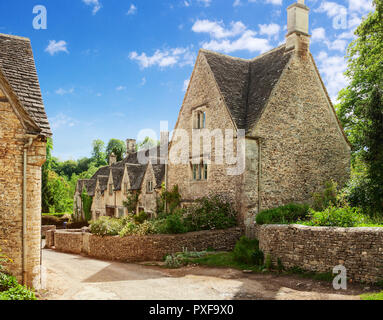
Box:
(48, 228), (242, 262)
(256, 224), (383, 283)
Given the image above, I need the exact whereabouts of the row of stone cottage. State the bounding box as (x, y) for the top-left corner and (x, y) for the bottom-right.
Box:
(74, 140), (166, 220)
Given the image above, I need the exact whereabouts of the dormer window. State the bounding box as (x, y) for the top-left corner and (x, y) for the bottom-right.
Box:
(147, 181), (153, 193)
(194, 110), (206, 129)
(192, 163), (208, 181)
(109, 183), (113, 196)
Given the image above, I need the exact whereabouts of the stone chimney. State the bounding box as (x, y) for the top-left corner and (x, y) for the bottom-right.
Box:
(286, 0), (310, 57)
(126, 139), (137, 154)
(109, 152), (117, 166)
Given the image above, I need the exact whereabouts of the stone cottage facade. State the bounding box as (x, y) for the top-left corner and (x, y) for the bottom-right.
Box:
(76, 1), (350, 231)
(74, 142), (165, 220)
(167, 0), (351, 229)
(0, 34), (51, 287)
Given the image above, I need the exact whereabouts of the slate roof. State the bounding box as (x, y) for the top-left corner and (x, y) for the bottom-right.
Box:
(0, 34), (51, 136)
(126, 164), (147, 190)
(201, 45), (292, 133)
(97, 176), (109, 194)
(77, 179), (96, 196)
(78, 145), (165, 197)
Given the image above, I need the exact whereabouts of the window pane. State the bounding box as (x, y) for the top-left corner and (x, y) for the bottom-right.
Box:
(198, 164), (202, 180)
(203, 112), (206, 128)
(193, 165), (197, 180)
(204, 164), (208, 180)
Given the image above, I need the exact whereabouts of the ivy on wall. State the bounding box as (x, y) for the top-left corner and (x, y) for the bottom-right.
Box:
(81, 188), (93, 222)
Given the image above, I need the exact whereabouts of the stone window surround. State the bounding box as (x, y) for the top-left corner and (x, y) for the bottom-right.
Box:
(191, 162), (208, 181)
(146, 180), (153, 193)
(192, 105), (207, 129)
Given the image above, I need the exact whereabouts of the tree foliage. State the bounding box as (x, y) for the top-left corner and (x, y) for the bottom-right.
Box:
(106, 139), (126, 162)
(336, 1), (383, 215)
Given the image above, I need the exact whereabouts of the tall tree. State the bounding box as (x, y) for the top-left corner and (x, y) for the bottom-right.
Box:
(337, 0), (383, 159)
(337, 1), (383, 215)
(91, 139), (107, 166)
(106, 139), (126, 162)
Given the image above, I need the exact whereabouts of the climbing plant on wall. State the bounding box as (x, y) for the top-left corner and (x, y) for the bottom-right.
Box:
(81, 188), (93, 222)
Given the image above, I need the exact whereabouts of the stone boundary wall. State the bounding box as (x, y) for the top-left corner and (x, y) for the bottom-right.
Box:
(256, 224), (383, 283)
(47, 228), (242, 262)
(41, 225), (56, 238)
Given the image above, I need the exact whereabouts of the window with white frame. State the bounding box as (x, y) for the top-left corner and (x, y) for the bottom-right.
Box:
(192, 163), (208, 181)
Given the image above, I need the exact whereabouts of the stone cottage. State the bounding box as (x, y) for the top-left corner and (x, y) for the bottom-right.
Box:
(167, 0), (351, 229)
(74, 141), (165, 220)
(0, 34), (51, 287)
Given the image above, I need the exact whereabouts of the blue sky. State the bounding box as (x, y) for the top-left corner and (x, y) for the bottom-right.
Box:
(0, 0), (373, 160)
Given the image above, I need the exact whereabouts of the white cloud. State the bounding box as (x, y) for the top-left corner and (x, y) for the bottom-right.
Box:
(192, 19), (272, 54)
(116, 86), (127, 91)
(192, 20), (246, 39)
(233, 0), (242, 6)
(183, 79), (190, 92)
(82, 0), (102, 15)
(316, 51), (348, 102)
(311, 27), (348, 52)
(315, 1), (347, 17)
(347, 0), (373, 13)
(197, 0), (212, 7)
(129, 47), (195, 69)
(45, 40), (69, 56)
(127, 4), (137, 15)
(201, 30), (272, 54)
(50, 113), (78, 130)
(265, 0), (283, 5)
(258, 23), (280, 37)
(141, 77), (146, 86)
(55, 88), (74, 95)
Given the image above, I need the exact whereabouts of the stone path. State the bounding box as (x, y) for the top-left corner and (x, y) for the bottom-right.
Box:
(41, 249), (367, 300)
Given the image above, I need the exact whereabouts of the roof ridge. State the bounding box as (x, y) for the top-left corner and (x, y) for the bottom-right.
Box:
(200, 44), (286, 63)
(249, 44), (286, 62)
(0, 33), (30, 41)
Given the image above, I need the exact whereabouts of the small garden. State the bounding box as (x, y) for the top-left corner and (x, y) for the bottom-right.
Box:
(89, 188), (238, 237)
(162, 236), (335, 282)
(255, 181), (383, 228)
(0, 248), (36, 300)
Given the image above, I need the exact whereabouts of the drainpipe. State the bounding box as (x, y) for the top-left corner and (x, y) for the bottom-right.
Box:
(164, 162), (168, 213)
(257, 138), (262, 215)
(22, 136), (35, 286)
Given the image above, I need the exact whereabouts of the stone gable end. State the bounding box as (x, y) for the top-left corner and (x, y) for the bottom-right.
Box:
(167, 51), (243, 214)
(248, 52), (351, 211)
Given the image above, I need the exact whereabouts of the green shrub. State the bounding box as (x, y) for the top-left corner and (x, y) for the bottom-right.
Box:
(118, 221), (137, 237)
(0, 273), (18, 292)
(252, 249), (264, 266)
(312, 180), (338, 211)
(89, 216), (125, 236)
(165, 214), (188, 234)
(183, 194), (237, 231)
(304, 206), (366, 227)
(164, 254), (182, 268)
(256, 203), (310, 225)
(232, 237), (260, 264)
(265, 254), (273, 270)
(277, 258), (284, 272)
(0, 284), (36, 300)
(133, 211), (149, 224)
